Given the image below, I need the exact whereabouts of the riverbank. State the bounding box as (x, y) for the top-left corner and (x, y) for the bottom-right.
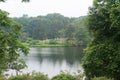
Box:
(23, 38), (85, 47)
(22, 42), (72, 47)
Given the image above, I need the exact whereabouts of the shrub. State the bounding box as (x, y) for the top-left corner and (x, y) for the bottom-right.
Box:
(31, 72), (49, 80)
(8, 74), (30, 80)
(0, 77), (6, 80)
(49, 40), (57, 44)
(8, 72), (49, 80)
(74, 70), (84, 80)
(51, 71), (77, 80)
(93, 77), (113, 80)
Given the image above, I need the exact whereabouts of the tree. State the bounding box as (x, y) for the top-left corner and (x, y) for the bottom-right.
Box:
(71, 17), (90, 46)
(64, 17), (90, 46)
(14, 13), (71, 40)
(0, 10), (29, 75)
(14, 14), (90, 46)
(82, 0), (120, 80)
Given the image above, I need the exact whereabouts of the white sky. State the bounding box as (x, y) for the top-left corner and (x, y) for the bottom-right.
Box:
(0, 0), (93, 17)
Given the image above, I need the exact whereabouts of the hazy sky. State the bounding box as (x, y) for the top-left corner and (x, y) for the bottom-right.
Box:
(0, 0), (93, 17)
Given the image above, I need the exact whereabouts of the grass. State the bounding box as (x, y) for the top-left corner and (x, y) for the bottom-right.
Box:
(24, 38), (73, 47)
(31, 44), (67, 47)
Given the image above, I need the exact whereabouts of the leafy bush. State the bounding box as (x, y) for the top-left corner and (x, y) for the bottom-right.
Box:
(49, 40), (58, 44)
(1, 71), (83, 80)
(51, 71), (77, 80)
(74, 70), (84, 80)
(0, 77), (6, 80)
(93, 77), (113, 80)
(8, 72), (49, 80)
(31, 72), (49, 80)
(8, 74), (30, 80)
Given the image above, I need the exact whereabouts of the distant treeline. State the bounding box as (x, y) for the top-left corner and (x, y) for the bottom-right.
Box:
(14, 13), (90, 46)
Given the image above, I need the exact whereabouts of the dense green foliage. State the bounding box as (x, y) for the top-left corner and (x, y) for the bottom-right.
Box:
(51, 72), (77, 80)
(15, 14), (70, 40)
(93, 77), (113, 80)
(0, 9), (29, 75)
(8, 72), (49, 80)
(25, 39), (68, 47)
(82, 0), (120, 80)
(0, 71), (84, 80)
(14, 14), (90, 46)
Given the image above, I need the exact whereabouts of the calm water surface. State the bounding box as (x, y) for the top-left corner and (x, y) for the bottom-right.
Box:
(9, 47), (84, 77)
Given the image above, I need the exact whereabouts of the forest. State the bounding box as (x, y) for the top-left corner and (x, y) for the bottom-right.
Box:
(14, 13), (90, 46)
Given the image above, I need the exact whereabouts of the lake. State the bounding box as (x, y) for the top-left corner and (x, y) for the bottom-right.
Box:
(8, 47), (84, 77)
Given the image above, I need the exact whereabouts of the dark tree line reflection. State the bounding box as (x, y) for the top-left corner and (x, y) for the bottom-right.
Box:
(27, 47), (84, 66)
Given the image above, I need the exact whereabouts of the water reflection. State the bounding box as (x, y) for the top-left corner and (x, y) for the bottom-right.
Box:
(23, 47), (84, 77)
